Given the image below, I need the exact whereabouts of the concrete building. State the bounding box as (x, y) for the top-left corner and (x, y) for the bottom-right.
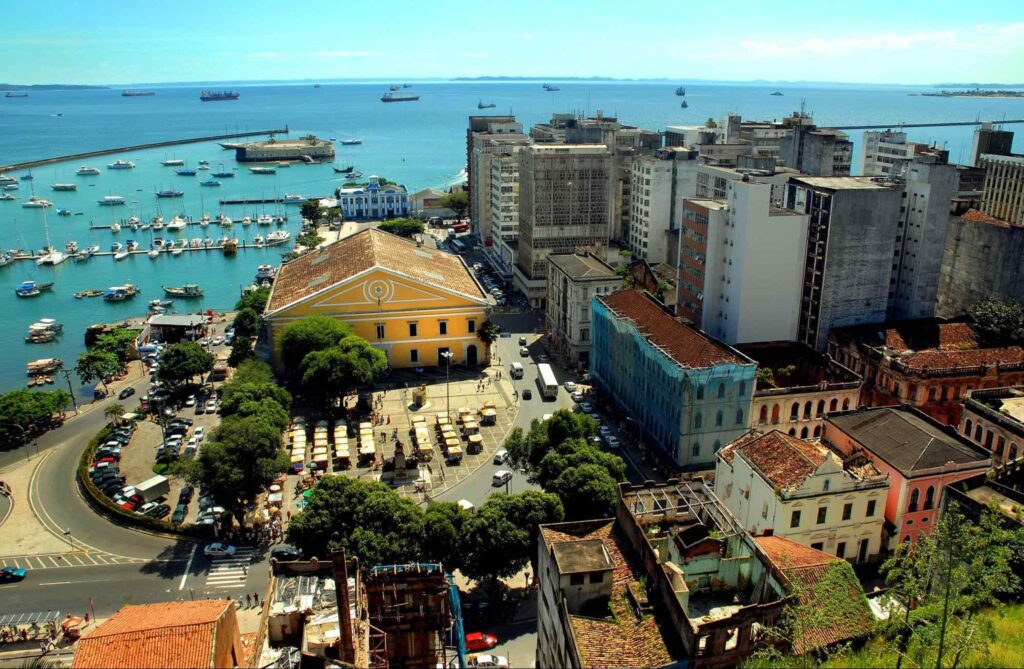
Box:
(233, 134), (334, 162)
(779, 126), (852, 176)
(938, 210), (1024, 317)
(824, 406), (990, 547)
(970, 122), (1015, 166)
(409, 188), (454, 219)
(978, 153), (1024, 226)
(784, 176), (903, 351)
(861, 130), (916, 176)
(677, 198), (728, 329)
(960, 386), (1024, 468)
(627, 259), (678, 312)
(515, 144), (612, 307)
(739, 341), (862, 438)
(716, 430), (889, 563)
(545, 253), (620, 367)
(466, 115), (527, 245)
(627, 147), (700, 263)
(334, 177), (410, 220)
(486, 135), (531, 278)
(829, 318), (1024, 426)
(590, 289), (757, 470)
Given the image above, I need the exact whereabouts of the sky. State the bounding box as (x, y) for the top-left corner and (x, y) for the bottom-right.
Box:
(4, 0), (1024, 86)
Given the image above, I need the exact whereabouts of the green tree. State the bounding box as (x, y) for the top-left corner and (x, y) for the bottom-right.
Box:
(104, 403), (126, 426)
(535, 438), (625, 488)
(440, 191), (469, 221)
(227, 338), (254, 368)
(233, 308), (261, 338)
(969, 298), (1024, 347)
(296, 231), (325, 249)
(277, 316), (354, 376)
(298, 336), (387, 408)
(92, 328), (139, 367)
(232, 397), (290, 432)
(546, 463), (620, 521)
(0, 389), (70, 440)
(422, 502), (470, 572)
(220, 382), (292, 417)
(461, 491), (564, 581)
(300, 199), (324, 224)
(755, 367), (776, 388)
(76, 349), (121, 393)
(378, 218), (425, 239)
(231, 360), (276, 385)
(235, 286), (271, 313)
(476, 320), (500, 364)
(157, 342), (212, 388)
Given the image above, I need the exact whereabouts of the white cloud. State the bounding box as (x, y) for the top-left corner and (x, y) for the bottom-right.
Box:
(738, 31), (957, 58)
(309, 50), (373, 58)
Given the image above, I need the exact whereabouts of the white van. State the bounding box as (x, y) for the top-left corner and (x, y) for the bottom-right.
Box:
(510, 362), (524, 379)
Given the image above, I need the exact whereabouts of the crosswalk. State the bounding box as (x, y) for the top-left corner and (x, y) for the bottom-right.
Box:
(1, 552), (143, 571)
(204, 547), (255, 590)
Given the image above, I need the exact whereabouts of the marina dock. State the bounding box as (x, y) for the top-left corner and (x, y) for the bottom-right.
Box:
(0, 126), (290, 173)
(4, 240), (291, 264)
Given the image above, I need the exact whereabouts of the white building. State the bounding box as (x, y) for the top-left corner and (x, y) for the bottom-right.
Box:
(467, 116), (528, 245)
(334, 177), (410, 220)
(545, 253), (620, 367)
(486, 137), (530, 279)
(715, 430), (889, 564)
(861, 130), (916, 176)
(627, 147), (699, 264)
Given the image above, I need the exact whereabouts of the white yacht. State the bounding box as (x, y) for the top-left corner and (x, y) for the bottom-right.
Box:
(253, 235), (265, 246)
(98, 195), (126, 206)
(256, 214), (273, 226)
(166, 216), (188, 231)
(266, 230), (291, 245)
(51, 183), (77, 191)
(76, 166), (101, 176)
(22, 197), (54, 208)
(36, 249), (65, 266)
(107, 160), (135, 170)
(283, 193), (304, 203)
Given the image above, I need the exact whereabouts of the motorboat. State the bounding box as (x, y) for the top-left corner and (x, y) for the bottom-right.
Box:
(56, 208), (72, 217)
(212, 171), (234, 178)
(170, 247), (183, 256)
(277, 161), (291, 168)
(152, 238), (166, 249)
(333, 165), (355, 173)
(200, 179), (220, 187)
(163, 283), (203, 298)
(110, 223), (121, 232)
(252, 235), (265, 246)
(266, 230), (291, 245)
(176, 168), (196, 176)
(249, 166), (277, 175)
(15, 280), (54, 297)
(98, 195), (126, 206)
(283, 193), (304, 203)
(74, 288), (104, 298)
(126, 240), (139, 251)
(26, 329), (56, 343)
(65, 241), (78, 253)
(272, 215), (286, 225)
(340, 139), (362, 145)
(3, 183), (18, 191)
(107, 160), (135, 169)
(27, 319), (63, 342)
(161, 159), (185, 166)
(85, 244), (100, 255)
(223, 238), (238, 254)
(113, 250), (129, 260)
(0, 193), (16, 201)
(198, 160), (209, 166)
(240, 215), (252, 225)
(26, 359), (63, 376)
(190, 238), (202, 248)
(110, 242), (123, 252)
(166, 216), (187, 231)
(156, 189), (184, 198)
(149, 298), (173, 309)
(148, 249), (159, 258)
(257, 214), (273, 226)
(255, 264), (276, 282)
(76, 166), (101, 176)
(51, 183), (77, 191)
(220, 216), (234, 227)
(0, 175), (17, 185)
(103, 284), (139, 301)
(36, 249), (65, 266)
(23, 197), (54, 208)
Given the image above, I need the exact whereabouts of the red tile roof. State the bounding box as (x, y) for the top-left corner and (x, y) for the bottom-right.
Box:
(755, 536), (874, 655)
(265, 228), (487, 313)
(961, 209), (1011, 227)
(72, 600), (231, 669)
(599, 290), (749, 368)
(884, 321), (978, 352)
(899, 345), (1024, 371)
(541, 522), (676, 668)
(721, 431), (829, 489)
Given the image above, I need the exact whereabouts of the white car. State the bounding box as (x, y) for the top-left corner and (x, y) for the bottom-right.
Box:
(493, 449), (508, 465)
(519, 347), (530, 357)
(571, 391), (584, 403)
(564, 381), (577, 392)
(204, 543), (236, 558)
(194, 426), (205, 442)
(598, 425), (612, 437)
(492, 470), (513, 487)
(184, 395), (196, 407)
(138, 501), (159, 515)
(206, 399), (218, 413)
(604, 435), (621, 449)
(579, 402), (593, 413)
(589, 412), (601, 423)
(467, 655), (510, 669)
(212, 336), (224, 346)
(186, 437), (199, 450)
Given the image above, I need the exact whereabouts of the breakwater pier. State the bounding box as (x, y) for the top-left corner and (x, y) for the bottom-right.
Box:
(0, 127), (290, 173)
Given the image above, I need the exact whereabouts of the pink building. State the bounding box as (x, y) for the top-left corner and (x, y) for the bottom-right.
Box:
(822, 406), (990, 548)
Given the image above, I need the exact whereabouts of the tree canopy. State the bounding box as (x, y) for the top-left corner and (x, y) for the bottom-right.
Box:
(233, 308), (261, 338)
(969, 298), (1024, 347)
(0, 389), (70, 441)
(227, 338), (254, 368)
(235, 286), (271, 313)
(277, 316), (355, 376)
(461, 491), (564, 581)
(76, 349), (121, 392)
(300, 199), (324, 223)
(299, 336), (388, 407)
(231, 360), (276, 385)
(220, 381), (292, 417)
(92, 328), (139, 367)
(378, 218), (424, 239)
(440, 191), (468, 221)
(157, 342), (212, 388)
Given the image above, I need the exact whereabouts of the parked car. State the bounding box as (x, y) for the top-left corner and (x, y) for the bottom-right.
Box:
(193, 427), (205, 442)
(564, 381), (577, 392)
(465, 632), (499, 652)
(519, 347), (530, 357)
(204, 543), (236, 558)
(604, 435), (620, 449)
(179, 486), (194, 503)
(171, 503), (188, 524)
(169, 418), (194, 427)
(102, 483), (123, 497)
(205, 399), (218, 413)
(117, 386), (136, 400)
(138, 502), (159, 516)
(578, 402), (593, 413)
(518, 336), (527, 346)
(0, 566), (27, 582)
(521, 388), (532, 400)
(493, 449), (508, 465)
(271, 544), (301, 562)
(492, 470), (513, 487)
(538, 354), (549, 363)
(184, 395), (196, 407)
(195, 403), (205, 415)
(146, 504), (171, 519)
(570, 390), (584, 403)
(466, 655), (509, 669)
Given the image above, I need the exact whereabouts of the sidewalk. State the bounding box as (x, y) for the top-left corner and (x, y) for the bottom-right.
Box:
(0, 451), (78, 557)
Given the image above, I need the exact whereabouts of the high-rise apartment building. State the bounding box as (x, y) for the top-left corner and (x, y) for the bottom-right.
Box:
(485, 134), (531, 278)
(627, 147), (700, 263)
(779, 125), (853, 176)
(861, 130), (913, 176)
(514, 144), (612, 307)
(970, 122), (1015, 166)
(978, 154), (1024, 225)
(466, 115), (527, 245)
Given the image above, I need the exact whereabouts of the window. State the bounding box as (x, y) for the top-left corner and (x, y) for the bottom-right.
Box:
(696, 385), (705, 400)
(375, 322), (385, 339)
(589, 572), (604, 584)
(692, 443), (701, 457)
(408, 322), (418, 337)
(804, 401), (812, 418)
(715, 410), (723, 427)
(736, 408), (744, 425)
(829, 398), (838, 412)
(964, 418), (973, 436)
(817, 507), (827, 524)
(817, 399), (825, 416)
(842, 503), (852, 521)
(410, 349), (419, 363)
(836, 542), (846, 559)
(759, 405), (769, 424)
(842, 398), (850, 410)
(908, 488), (919, 513)
(974, 425), (983, 441)
(718, 383), (726, 399)
(811, 542), (824, 551)
(569, 574), (584, 586)
(762, 502), (768, 519)
(694, 413), (702, 429)
(823, 479), (831, 492)
(790, 402), (800, 420)
(866, 500), (876, 517)
(439, 321), (448, 335)
(800, 426), (809, 438)
(924, 486), (935, 510)
(467, 319), (476, 333)
(739, 381), (746, 396)
(713, 440), (721, 452)
(996, 436), (1005, 456)
(791, 510), (801, 528)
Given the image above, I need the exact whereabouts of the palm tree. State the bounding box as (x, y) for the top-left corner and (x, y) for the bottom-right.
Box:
(476, 320), (500, 365)
(104, 402), (126, 426)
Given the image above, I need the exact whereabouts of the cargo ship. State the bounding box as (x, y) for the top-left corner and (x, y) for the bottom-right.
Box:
(200, 90), (240, 101)
(381, 91), (420, 103)
(122, 90), (155, 97)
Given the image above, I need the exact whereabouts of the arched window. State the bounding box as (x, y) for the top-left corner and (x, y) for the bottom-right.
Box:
(975, 424), (983, 442)
(908, 488), (920, 513)
(1010, 443), (1019, 461)
(842, 398), (851, 410)
(739, 381), (746, 396)
(759, 405), (769, 424)
(813, 425), (822, 438)
(696, 385), (705, 400)
(736, 408), (745, 425)
(694, 412), (702, 430)
(985, 431), (994, 449)
(924, 486), (935, 510)
(771, 404), (780, 423)
(829, 398), (839, 412)
(790, 402), (800, 420)
(715, 410), (723, 427)
(823, 479), (830, 492)
(804, 401), (812, 418)
(996, 436), (1005, 456)
(788, 428), (797, 436)
(692, 443), (700, 457)
(964, 418), (973, 436)
(816, 400), (825, 416)
(800, 426), (809, 438)
(718, 383), (726, 399)
(713, 440), (722, 453)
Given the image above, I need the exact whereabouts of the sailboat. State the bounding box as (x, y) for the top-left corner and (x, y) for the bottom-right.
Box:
(36, 210), (65, 266)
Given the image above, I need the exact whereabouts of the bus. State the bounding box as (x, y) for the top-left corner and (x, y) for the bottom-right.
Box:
(538, 363), (558, 400)
(450, 239), (466, 254)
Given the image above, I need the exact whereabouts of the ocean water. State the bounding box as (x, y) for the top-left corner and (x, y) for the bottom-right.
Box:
(1, 81), (1023, 397)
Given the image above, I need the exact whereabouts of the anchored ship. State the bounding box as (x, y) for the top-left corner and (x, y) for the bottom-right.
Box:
(200, 90), (240, 101)
(381, 91), (420, 103)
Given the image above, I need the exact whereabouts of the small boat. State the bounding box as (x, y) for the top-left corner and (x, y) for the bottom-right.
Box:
(26, 330), (56, 343)
(198, 160), (209, 166)
(770, 91), (784, 96)
(27, 318), (62, 336)
(103, 284), (139, 301)
(107, 160), (135, 170)
(170, 247), (183, 256)
(253, 235), (264, 246)
(86, 244), (100, 255)
(110, 223), (121, 232)
(149, 298), (173, 309)
(98, 195), (126, 206)
(163, 283), (203, 298)
(200, 179), (220, 187)
(299, 155), (316, 164)
(333, 165), (355, 173)
(148, 249), (159, 259)
(249, 166), (277, 175)
(277, 161), (291, 168)
(681, 100), (688, 108)
(283, 193), (304, 203)
(76, 166), (101, 176)
(139, 222), (151, 230)
(340, 139), (362, 145)
(110, 242), (122, 252)
(166, 216), (188, 231)
(257, 214), (273, 226)
(542, 84), (560, 91)
(23, 197), (54, 208)
(15, 280), (54, 297)
(477, 100), (496, 109)
(176, 168), (197, 176)
(675, 86), (686, 96)
(51, 183), (77, 191)
(348, 171), (363, 179)
(26, 358), (63, 375)
(161, 159), (185, 166)
(221, 216), (235, 227)
(74, 288), (104, 298)
(152, 214), (163, 225)
(390, 84), (400, 91)
(0, 175), (16, 185)
(125, 240), (139, 251)
(156, 189), (184, 198)
(240, 215), (252, 226)
(20, 173), (33, 181)
(56, 208), (72, 216)
(272, 215), (286, 225)
(197, 164), (209, 171)
(122, 90), (155, 97)
(0, 193), (15, 201)
(266, 230), (291, 245)
(3, 183), (19, 191)
(113, 250), (129, 261)
(65, 241), (78, 253)
(200, 90), (240, 101)
(36, 249), (65, 266)
(212, 171), (234, 178)
(190, 238), (202, 248)
(256, 264), (276, 282)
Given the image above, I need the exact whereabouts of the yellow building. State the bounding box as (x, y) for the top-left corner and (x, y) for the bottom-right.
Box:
(264, 229), (491, 368)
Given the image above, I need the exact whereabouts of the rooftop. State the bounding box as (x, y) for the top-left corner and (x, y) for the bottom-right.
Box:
(598, 290), (751, 369)
(148, 314), (209, 327)
(265, 228), (487, 314)
(72, 600), (231, 669)
(794, 176), (895, 191)
(961, 208), (1012, 227)
(968, 386), (1024, 423)
(547, 252), (618, 280)
(737, 341), (860, 392)
(828, 407), (990, 475)
(551, 538), (614, 574)
(720, 431), (828, 489)
(684, 197), (728, 211)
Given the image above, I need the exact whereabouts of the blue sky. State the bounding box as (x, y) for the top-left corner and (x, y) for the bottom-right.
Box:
(5, 0), (1024, 85)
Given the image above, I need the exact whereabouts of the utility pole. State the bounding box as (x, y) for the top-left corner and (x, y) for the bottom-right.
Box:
(60, 368), (79, 414)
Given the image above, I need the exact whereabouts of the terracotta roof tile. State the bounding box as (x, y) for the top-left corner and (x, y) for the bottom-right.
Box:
(882, 321), (978, 352)
(962, 208), (1011, 227)
(726, 431), (829, 489)
(598, 290), (749, 369)
(72, 600), (230, 669)
(266, 228), (487, 313)
(899, 345), (1024, 370)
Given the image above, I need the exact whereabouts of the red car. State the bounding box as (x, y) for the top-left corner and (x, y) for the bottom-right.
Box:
(465, 632), (498, 652)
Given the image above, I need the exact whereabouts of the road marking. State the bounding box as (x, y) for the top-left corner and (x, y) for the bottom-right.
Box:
(178, 544), (197, 591)
(39, 579), (114, 586)
(203, 548), (254, 590)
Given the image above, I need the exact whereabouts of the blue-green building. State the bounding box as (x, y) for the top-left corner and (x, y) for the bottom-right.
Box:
(590, 290), (757, 470)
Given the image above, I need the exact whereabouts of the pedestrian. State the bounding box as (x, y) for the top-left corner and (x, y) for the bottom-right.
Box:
(254, 592), (261, 607)
(387, 415), (391, 425)
(246, 593), (252, 608)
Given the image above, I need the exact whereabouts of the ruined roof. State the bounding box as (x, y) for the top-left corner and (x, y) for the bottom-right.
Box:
(551, 539), (614, 574)
(599, 290), (750, 369)
(547, 253), (618, 281)
(755, 536), (874, 655)
(720, 431), (828, 489)
(540, 522), (676, 668)
(828, 407), (989, 476)
(72, 600), (230, 669)
(961, 208), (1011, 227)
(265, 228), (487, 313)
(794, 176), (893, 191)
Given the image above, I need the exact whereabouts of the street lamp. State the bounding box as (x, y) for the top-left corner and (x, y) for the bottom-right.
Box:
(441, 350), (453, 422)
(1, 422), (38, 463)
